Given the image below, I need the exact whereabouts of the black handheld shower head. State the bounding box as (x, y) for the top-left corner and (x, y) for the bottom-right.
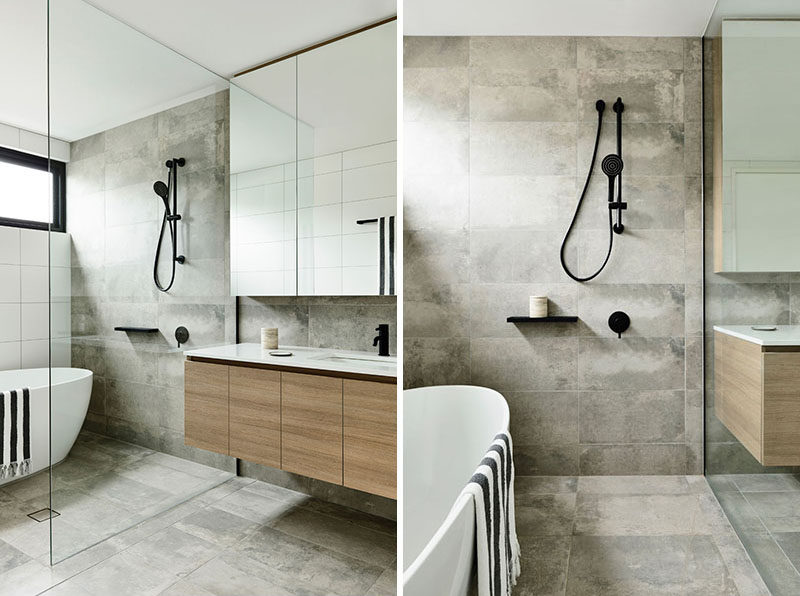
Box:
(153, 181), (170, 211)
(601, 154), (623, 178)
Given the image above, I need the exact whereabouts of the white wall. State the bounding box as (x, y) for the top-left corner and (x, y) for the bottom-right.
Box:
(0, 226), (71, 370)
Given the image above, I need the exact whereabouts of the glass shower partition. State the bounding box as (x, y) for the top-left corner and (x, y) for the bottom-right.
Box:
(48, 0), (235, 564)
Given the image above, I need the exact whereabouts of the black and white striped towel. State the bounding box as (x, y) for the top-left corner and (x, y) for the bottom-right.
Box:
(464, 432), (521, 596)
(1, 388), (31, 479)
(378, 216), (395, 295)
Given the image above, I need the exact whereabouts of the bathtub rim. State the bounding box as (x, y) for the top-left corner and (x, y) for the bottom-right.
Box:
(402, 384), (510, 583)
(0, 367), (92, 391)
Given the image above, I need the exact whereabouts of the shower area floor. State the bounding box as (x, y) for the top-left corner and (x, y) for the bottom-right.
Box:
(0, 431), (233, 566)
(514, 475), (770, 595)
(710, 474), (800, 596)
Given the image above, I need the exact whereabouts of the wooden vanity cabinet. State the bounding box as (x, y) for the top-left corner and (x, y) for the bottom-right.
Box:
(184, 361), (229, 454)
(183, 357), (396, 498)
(343, 379), (396, 499)
(229, 367), (281, 469)
(281, 372), (343, 484)
(715, 330), (800, 465)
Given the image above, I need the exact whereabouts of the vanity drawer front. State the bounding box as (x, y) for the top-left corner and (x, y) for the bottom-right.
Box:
(762, 352), (800, 465)
(343, 379), (396, 499)
(281, 372), (343, 484)
(184, 361), (229, 454)
(230, 366), (281, 468)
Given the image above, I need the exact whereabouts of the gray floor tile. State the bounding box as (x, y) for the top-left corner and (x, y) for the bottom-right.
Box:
(298, 498), (397, 537)
(125, 527), (222, 577)
(231, 525), (384, 595)
(574, 493), (702, 536)
(516, 476), (578, 496)
(156, 578), (216, 596)
(0, 539), (31, 575)
(211, 488), (298, 525)
(577, 474), (691, 495)
(737, 532), (800, 596)
(515, 535), (570, 596)
(743, 492), (800, 532)
(174, 506), (260, 548)
(183, 553), (310, 596)
(71, 550), (180, 596)
(269, 507), (396, 567)
(365, 564), (397, 596)
(734, 474), (800, 493)
(516, 494), (577, 536)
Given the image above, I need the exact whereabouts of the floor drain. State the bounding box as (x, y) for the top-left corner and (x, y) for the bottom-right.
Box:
(27, 508), (60, 522)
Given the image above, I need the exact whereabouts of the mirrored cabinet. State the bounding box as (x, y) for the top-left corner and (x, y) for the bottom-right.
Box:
(230, 20), (397, 296)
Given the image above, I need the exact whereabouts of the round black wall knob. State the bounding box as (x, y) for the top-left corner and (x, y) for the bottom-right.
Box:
(175, 326), (189, 347)
(608, 311), (630, 338)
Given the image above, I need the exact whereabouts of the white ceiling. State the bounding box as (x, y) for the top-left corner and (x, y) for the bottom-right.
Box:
(83, 0), (396, 78)
(0, 0), (395, 143)
(405, 0), (718, 37)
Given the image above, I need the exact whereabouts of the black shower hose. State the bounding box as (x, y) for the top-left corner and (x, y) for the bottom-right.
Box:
(559, 104), (615, 282)
(154, 170), (178, 293)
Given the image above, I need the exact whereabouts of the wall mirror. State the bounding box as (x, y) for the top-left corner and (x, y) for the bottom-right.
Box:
(230, 20), (397, 296)
(716, 20), (800, 271)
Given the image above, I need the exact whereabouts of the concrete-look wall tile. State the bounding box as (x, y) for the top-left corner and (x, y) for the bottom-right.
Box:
(71, 132), (106, 162)
(508, 391), (579, 445)
(577, 69), (684, 123)
(105, 141), (162, 191)
(578, 337), (685, 391)
(403, 338), (470, 389)
(580, 444), (686, 475)
(404, 121), (468, 176)
(471, 229), (573, 284)
(105, 115), (157, 153)
(577, 230), (685, 285)
(404, 37), (469, 68)
(105, 181), (158, 228)
(161, 120), (224, 174)
(99, 343), (158, 386)
(471, 122), (576, 176)
(579, 390), (685, 443)
(685, 283), (703, 337)
(405, 284), (470, 338)
(470, 175), (576, 230)
(470, 37), (576, 70)
(685, 336), (703, 390)
(404, 229), (469, 287)
(470, 69), (577, 122)
(577, 37), (684, 70)
(308, 304), (397, 352)
(684, 38), (702, 72)
(516, 444), (580, 476)
(576, 175), (685, 231)
(708, 283), (790, 325)
(67, 156), (105, 199)
(238, 303), (309, 346)
(578, 122), (685, 177)
(470, 283), (577, 338)
(684, 177), (702, 230)
(158, 303), (226, 348)
(404, 67), (469, 122)
(157, 92), (224, 138)
(157, 351), (186, 390)
(684, 69), (702, 123)
(404, 174), (468, 231)
(577, 284), (684, 337)
(471, 337), (578, 392)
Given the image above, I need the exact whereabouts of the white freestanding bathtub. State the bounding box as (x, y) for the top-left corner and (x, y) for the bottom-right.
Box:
(403, 385), (510, 596)
(0, 367), (92, 487)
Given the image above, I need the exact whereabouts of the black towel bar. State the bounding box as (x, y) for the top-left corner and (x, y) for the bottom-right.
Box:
(114, 327), (159, 333)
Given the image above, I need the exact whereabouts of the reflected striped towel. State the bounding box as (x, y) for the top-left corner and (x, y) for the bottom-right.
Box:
(378, 216), (395, 295)
(1, 389), (31, 479)
(463, 432), (521, 596)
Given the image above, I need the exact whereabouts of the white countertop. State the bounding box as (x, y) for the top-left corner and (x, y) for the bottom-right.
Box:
(184, 343), (397, 379)
(713, 325), (800, 346)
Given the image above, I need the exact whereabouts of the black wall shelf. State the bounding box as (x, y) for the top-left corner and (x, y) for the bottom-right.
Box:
(507, 316), (578, 323)
(114, 327), (159, 333)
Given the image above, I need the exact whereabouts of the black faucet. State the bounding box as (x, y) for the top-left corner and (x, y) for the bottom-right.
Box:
(373, 324), (390, 357)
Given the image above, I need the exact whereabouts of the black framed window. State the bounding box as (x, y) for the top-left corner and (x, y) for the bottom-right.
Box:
(0, 146), (66, 232)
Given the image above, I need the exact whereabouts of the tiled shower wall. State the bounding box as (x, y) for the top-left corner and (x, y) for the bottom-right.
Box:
(0, 227), (71, 370)
(404, 36), (704, 475)
(67, 90), (396, 514)
(702, 40), (800, 476)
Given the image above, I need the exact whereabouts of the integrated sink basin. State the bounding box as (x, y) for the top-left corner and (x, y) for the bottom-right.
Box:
(315, 353), (397, 364)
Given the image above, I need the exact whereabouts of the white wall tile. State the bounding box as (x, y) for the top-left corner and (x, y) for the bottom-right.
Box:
(0, 226), (20, 264)
(343, 266), (379, 295)
(49, 232), (71, 267)
(50, 302), (70, 339)
(0, 265), (20, 302)
(50, 338), (71, 368)
(236, 183), (284, 217)
(20, 229), (48, 266)
(314, 267), (342, 295)
(342, 233), (379, 267)
(236, 271), (284, 296)
(298, 172), (342, 208)
(313, 153), (342, 175)
(343, 162), (396, 202)
(20, 266), (48, 303)
(298, 205), (342, 239)
(313, 236), (342, 268)
(343, 141), (396, 170)
(341, 197), (396, 235)
(0, 123), (20, 149)
(21, 303), (48, 340)
(236, 165), (283, 189)
(236, 213), (284, 244)
(50, 266), (71, 302)
(236, 241), (284, 272)
(20, 340), (48, 369)
(0, 304), (21, 342)
(0, 341), (20, 371)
